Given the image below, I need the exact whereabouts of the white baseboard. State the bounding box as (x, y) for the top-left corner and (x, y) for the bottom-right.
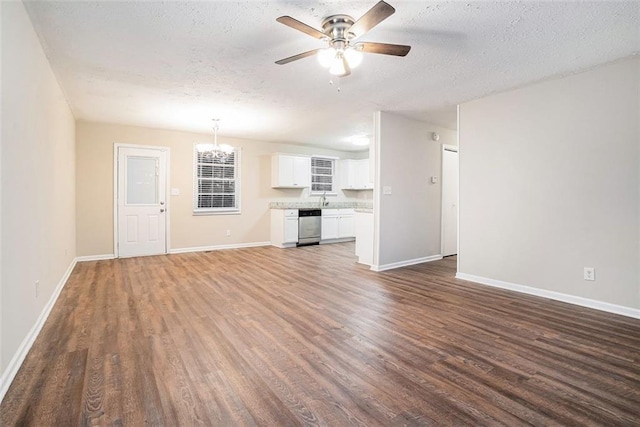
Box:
(371, 254), (443, 272)
(168, 241), (271, 254)
(0, 257), (78, 404)
(320, 237), (355, 244)
(456, 272), (640, 319)
(270, 242), (297, 249)
(76, 254), (115, 262)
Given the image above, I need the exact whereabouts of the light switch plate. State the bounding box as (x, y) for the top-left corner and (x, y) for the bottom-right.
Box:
(171, 188), (180, 196)
(383, 186), (392, 195)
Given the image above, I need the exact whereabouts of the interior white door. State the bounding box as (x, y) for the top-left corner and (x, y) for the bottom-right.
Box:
(117, 146), (167, 257)
(442, 147), (459, 256)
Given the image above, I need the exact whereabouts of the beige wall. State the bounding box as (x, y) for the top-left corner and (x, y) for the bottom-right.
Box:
(459, 57), (640, 310)
(76, 121), (362, 256)
(1, 1), (76, 375)
(373, 111), (457, 268)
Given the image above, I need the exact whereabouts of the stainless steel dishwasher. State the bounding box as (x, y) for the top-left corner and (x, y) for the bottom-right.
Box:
(297, 209), (321, 245)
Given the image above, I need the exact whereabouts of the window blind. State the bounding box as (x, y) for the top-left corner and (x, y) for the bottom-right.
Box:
(311, 157), (334, 193)
(193, 148), (240, 213)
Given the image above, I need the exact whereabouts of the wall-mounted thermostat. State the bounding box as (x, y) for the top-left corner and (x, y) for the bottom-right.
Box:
(431, 132), (440, 141)
(430, 176), (438, 184)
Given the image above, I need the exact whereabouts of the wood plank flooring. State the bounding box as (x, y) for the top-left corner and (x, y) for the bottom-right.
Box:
(2, 242), (639, 426)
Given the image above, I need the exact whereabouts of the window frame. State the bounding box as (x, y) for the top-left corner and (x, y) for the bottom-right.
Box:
(192, 144), (242, 215)
(310, 155), (338, 195)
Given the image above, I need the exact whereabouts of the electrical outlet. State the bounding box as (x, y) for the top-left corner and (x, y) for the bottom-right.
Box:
(584, 267), (595, 281)
(35, 280), (40, 298)
(226, 229), (231, 237)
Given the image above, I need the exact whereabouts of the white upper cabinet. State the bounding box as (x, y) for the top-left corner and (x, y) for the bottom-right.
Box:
(272, 154), (311, 188)
(340, 159), (373, 190)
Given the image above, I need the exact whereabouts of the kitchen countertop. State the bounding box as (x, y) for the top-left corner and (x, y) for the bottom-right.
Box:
(269, 201), (372, 210)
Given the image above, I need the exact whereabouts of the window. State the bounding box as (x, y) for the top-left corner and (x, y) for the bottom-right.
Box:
(311, 156), (335, 193)
(193, 146), (241, 214)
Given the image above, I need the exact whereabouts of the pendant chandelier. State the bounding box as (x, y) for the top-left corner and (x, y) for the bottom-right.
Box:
(197, 119), (233, 161)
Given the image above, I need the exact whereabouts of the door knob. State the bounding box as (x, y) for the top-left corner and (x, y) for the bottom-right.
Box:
(160, 208), (165, 213)
(160, 201), (165, 205)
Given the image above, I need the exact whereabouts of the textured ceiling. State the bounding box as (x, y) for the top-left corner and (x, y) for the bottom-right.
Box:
(24, 1), (640, 151)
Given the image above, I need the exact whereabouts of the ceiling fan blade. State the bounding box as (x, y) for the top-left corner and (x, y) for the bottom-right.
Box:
(347, 1), (396, 39)
(275, 49), (322, 65)
(359, 42), (411, 56)
(276, 16), (326, 40)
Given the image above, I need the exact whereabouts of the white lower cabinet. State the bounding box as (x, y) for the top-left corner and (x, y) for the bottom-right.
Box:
(284, 217), (298, 243)
(321, 208), (355, 241)
(271, 209), (298, 247)
(338, 210), (355, 238)
(321, 209), (339, 240)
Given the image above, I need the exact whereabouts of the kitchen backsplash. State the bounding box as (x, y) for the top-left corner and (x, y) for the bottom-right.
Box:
(269, 201), (373, 209)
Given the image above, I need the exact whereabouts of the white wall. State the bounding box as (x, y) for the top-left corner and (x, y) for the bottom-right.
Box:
(458, 57), (640, 313)
(373, 111), (456, 269)
(1, 0), (76, 389)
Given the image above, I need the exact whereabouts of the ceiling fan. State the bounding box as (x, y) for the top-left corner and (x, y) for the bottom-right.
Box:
(275, 1), (411, 77)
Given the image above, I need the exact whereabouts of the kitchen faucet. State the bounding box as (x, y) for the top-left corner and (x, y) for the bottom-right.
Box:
(320, 191), (329, 207)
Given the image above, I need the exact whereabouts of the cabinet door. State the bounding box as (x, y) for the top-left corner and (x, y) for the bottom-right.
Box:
(354, 159), (372, 189)
(277, 156), (295, 186)
(284, 217), (298, 243)
(321, 216), (339, 240)
(340, 159), (354, 189)
(338, 214), (355, 238)
(353, 160), (364, 189)
(292, 156), (311, 187)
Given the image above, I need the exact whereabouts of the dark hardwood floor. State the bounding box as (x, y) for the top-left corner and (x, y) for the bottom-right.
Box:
(2, 242), (639, 426)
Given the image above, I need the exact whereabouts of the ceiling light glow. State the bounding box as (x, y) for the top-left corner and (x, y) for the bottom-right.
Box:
(344, 48), (363, 68)
(329, 53), (347, 76)
(351, 136), (370, 146)
(317, 48), (335, 68)
(319, 46), (362, 75)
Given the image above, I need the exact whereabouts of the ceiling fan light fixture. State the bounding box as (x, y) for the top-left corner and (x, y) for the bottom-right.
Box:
(276, 1), (411, 77)
(344, 47), (363, 68)
(317, 48), (335, 68)
(329, 53), (347, 75)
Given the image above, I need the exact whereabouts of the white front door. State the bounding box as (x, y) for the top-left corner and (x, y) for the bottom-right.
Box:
(117, 146), (167, 257)
(442, 147), (459, 257)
